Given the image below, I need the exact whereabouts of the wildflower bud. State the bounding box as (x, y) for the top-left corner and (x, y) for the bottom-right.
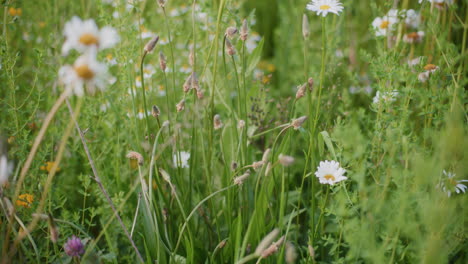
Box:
(418, 71), (430, 83)
(285, 242), (297, 264)
(225, 38), (236, 56)
(255, 229), (279, 256)
(151, 105), (160, 118)
(265, 162), (272, 176)
(291, 116), (307, 130)
(308, 77), (314, 91)
(196, 88), (204, 99)
(48, 213), (59, 243)
(126, 151), (144, 166)
(231, 161), (238, 171)
(238, 120), (245, 129)
(261, 236), (285, 258)
(191, 72), (199, 90)
(296, 83), (307, 99)
(252, 161), (264, 171)
(144, 35), (159, 53)
(157, 0), (166, 7)
(278, 154), (295, 166)
(262, 148), (271, 163)
(183, 74), (192, 93)
(214, 114), (223, 130)
(159, 168), (172, 184)
(308, 245), (315, 259)
(64, 236), (85, 257)
(302, 14), (310, 39)
(176, 99), (185, 112)
(159, 52), (167, 71)
(234, 170), (251, 185)
(240, 19), (248, 41)
(225, 26), (238, 39)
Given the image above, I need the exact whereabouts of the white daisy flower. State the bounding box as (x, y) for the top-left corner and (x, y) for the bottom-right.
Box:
(372, 90), (398, 105)
(371, 15), (398, 37)
(62, 16), (119, 56)
(405, 9), (421, 29)
(59, 53), (111, 96)
(315, 160), (347, 185)
(173, 151), (190, 168)
(437, 170), (468, 197)
(306, 0), (344, 17)
(0, 154), (14, 185)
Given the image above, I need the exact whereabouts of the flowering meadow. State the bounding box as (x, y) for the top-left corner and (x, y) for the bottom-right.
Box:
(1, 0), (467, 263)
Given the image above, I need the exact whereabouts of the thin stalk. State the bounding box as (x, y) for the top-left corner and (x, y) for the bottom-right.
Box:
(140, 52), (151, 139)
(162, 7), (177, 102)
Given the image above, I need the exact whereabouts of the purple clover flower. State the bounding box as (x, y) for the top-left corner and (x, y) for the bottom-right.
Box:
(64, 236), (85, 257)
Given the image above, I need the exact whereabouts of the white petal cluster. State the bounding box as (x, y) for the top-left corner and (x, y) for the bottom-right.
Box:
(372, 90), (398, 105)
(173, 151), (191, 168)
(437, 171), (468, 197)
(306, 0), (344, 17)
(315, 160), (347, 185)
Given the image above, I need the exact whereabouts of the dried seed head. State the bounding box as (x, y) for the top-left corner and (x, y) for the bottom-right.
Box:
(308, 77), (314, 91)
(255, 229), (280, 256)
(261, 236), (285, 258)
(296, 83), (307, 99)
(302, 14), (310, 39)
(144, 35), (159, 53)
(291, 116), (308, 130)
(225, 38), (236, 56)
(234, 170), (251, 185)
(159, 51), (167, 71)
(152, 105), (160, 118)
(278, 154), (294, 166)
(308, 245), (315, 259)
(252, 161), (264, 171)
(231, 161), (238, 171)
(157, 0), (166, 7)
(126, 151), (144, 165)
(183, 74), (193, 93)
(262, 148), (271, 163)
(176, 99), (185, 112)
(214, 114), (223, 130)
(240, 19), (248, 41)
(285, 242), (297, 264)
(159, 168), (172, 184)
(225, 26), (238, 39)
(238, 119), (245, 129)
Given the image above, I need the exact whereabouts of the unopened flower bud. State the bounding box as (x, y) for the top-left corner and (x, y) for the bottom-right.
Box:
(225, 38), (236, 56)
(234, 170), (251, 185)
(152, 105), (160, 118)
(240, 19), (248, 41)
(238, 120), (245, 129)
(214, 114), (223, 130)
(302, 14), (310, 39)
(278, 154), (294, 166)
(159, 52), (167, 71)
(157, 0), (166, 7)
(144, 35), (159, 53)
(196, 88), (204, 99)
(126, 151), (144, 166)
(176, 99), (185, 112)
(308, 77), (314, 91)
(183, 74), (192, 93)
(291, 116), (308, 130)
(296, 83), (307, 99)
(252, 161), (264, 171)
(225, 26), (238, 39)
(191, 72), (199, 90)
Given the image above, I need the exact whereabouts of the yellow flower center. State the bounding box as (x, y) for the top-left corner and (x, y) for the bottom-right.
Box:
(74, 64), (95, 80)
(448, 179), (457, 186)
(380, 21), (390, 29)
(79, 33), (99, 46)
(319, 5), (331, 10)
(324, 174), (336, 181)
(424, 64), (437, 71)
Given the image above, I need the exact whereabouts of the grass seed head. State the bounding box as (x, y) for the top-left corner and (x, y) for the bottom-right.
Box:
(225, 26), (238, 39)
(152, 105), (160, 118)
(234, 170), (251, 185)
(225, 38), (236, 56)
(302, 14), (310, 39)
(296, 83), (307, 99)
(254, 228), (280, 256)
(176, 99), (186, 112)
(144, 35), (159, 53)
(240, 19), (248, 41)
(126, 151), (144, 166)
(159, 51), (167, 71)
(278, 154), (295, 166)
(291, 116), (308, 130)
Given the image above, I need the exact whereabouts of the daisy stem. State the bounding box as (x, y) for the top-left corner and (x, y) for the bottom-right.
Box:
(140, 52), (151, 141)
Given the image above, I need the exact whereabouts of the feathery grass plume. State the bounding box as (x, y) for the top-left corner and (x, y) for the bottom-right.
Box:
(296, 83), (307, 99)
(291, 116), (308, 130)
(126, 151), (144, 166)
(302, 14), (310, 39)
(176, 99), (185, 112)
(151, 105), (160, 118)
(159, 51), (167, 71)
(158, 168), (172, 184)
(262, 148), (271, 163)
(240, 19), (248, 41)
(225, 38), (236, 56)
(225, 26), (238, 39)
(254, 228), (280, 256)
(234, 170), (251, 185)
(308, 77), (314, 91)
(261, 236), (285, 258)
(251, 161), (264, 171)
(285, 242), (297, 263)
(238, 120), (246, 129)
(214, 114), (223, 130)
(308, 245), (315, 259)
(278, 154), (295, 166)
(144, 35), (159, 54)
(183, 74), (192, 93)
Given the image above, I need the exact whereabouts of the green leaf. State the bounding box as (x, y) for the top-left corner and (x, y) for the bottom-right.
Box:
(246, 37), (264, 74)
(319, 131), (337, 160)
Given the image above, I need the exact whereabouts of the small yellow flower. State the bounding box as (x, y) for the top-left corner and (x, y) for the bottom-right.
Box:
(9, 7), (22, 17)
(40, 161), (61, 173)
(39, 21), (46, 28)
(16, 194), (34, 208)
